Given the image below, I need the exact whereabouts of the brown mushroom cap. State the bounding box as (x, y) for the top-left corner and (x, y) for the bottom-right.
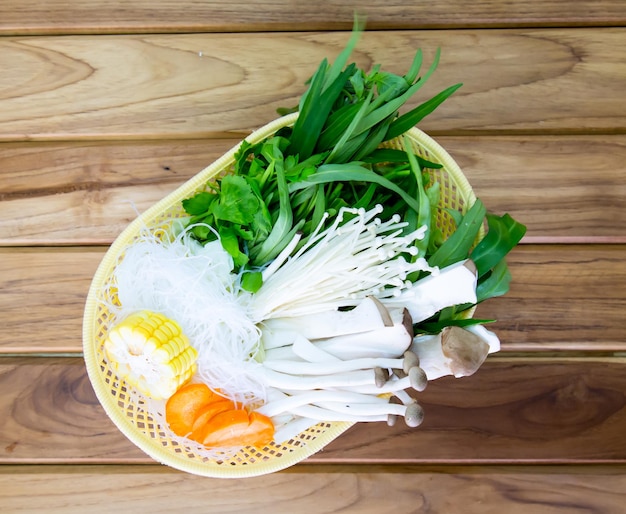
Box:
(441, 326), (490, 377)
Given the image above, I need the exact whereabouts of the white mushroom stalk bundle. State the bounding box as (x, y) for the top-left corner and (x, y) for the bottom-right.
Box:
(247, 205), (500, 438)
(257, 300), (500, 438)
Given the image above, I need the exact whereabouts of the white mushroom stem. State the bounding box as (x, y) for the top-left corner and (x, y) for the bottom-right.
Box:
(314, 401), (405, 417)
(291, 404), (388, 423)
(261, 387), (424, 426)
(261, 367), (379, 390)
(381, 259), (478, 323)
(261, 230), (303, 282)
(313, 315), (413, 359)
(322, 368), (427, 394)
(262, 354), (416, 375)
(261, 359), (426, 397)
(292, 334), (342, 362)
(260, 328), (300, 351)
(290, 402), (423, 427)
(260, 296), (398, 340)
(257, 389), (389, 417)
(392, 387), (416, 406)
(263, 334), (342, 362)
(273, 416), (320, 444)
(410, 325), (499, 380)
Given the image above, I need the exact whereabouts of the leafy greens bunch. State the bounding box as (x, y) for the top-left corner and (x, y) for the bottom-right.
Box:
(181, 24), (526, 330)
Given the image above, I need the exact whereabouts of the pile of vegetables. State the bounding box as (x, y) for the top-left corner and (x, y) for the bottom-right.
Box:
(102, 24), (526, 453)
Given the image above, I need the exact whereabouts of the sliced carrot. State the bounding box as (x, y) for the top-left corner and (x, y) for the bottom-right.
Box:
(189, 398), (236, 442)
(200, 409), (250, 447)
(201, 409), (275, 448)
(247, 411), (275, 447)
(165, 382), (218, 437)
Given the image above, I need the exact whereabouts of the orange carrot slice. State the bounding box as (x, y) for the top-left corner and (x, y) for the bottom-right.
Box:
(189, 399), (236, 442)
(247, 411), (275, 447)
(201, 409), (275, 448)
(165, 383), (218, 437)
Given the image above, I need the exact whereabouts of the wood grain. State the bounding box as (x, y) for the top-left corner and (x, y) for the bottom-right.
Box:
(0, 247), (101, 353)
(2, 0), (623, 507)
(1, 357), (625, 464)
(476, 244), (626, 352)
(1, 1), (625, 35)
(2, 135), (625, 244)
(2, 245), (624, 353)
(1, 29), (625, 140)
(0, 139), (236, 244)
(2, 464), (626, 514)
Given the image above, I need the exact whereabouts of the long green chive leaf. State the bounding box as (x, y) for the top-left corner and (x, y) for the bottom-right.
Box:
(360, 148), (442, 169)
(328, 130), (369, 164)
(352, 116), (393, 162)
(317, 101), (365, 151)
(251, 160), (293, 264)
(417, 318), (495, 334)
(404, 136), (431, 257)
(296, 58), (328, 119)
(470, 213), (527, 277)
(310, 184), (327, 231)
(354, 78), (429, 137)
(404, 49), (423, 84)
(290, 64), (357, 160)
(428, 199), (487, 269)
(326, 89), (374, 163)
(289, 163), (423, 215)
(323, 20), (363, 91)
(476, 259), (512, 302)
(386, 83), (463, 140)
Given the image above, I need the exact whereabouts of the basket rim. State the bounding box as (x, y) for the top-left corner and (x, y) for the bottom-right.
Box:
(82, 113), (477, 477)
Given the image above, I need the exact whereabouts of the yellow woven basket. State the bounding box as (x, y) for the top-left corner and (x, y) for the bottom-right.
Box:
(82, 112), (478, 478)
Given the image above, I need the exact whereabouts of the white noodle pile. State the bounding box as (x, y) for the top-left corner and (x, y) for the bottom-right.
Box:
(106, 225), (265, 406)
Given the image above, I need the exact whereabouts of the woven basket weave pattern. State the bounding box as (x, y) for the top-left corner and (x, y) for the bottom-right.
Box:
(83, 113), (477, 478)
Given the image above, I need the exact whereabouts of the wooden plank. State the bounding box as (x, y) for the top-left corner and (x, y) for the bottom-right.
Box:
(1, 357), (625, 464)
(442, 135), (626, 244)
(0, 247), (102, 353)
(0, 29), (625, 140)
(476, 244), (626, 352)
(1, 1), (625, 35)
(0, 139), (236, 244)
(2, 464), (626, 514)
(1, 245), (625, 354)
(2, 135), (624, 244)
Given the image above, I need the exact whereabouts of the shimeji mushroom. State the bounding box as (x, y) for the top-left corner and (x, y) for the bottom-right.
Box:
(257, 388), (424, 428)
(256, 293), (432, 431)
(410, 324), (500, 380)
(260, 360), (426, 393)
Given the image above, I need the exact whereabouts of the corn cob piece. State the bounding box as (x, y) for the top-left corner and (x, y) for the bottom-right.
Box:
(104, 311), (198, 399)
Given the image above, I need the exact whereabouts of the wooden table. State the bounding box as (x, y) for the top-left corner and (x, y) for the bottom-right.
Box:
(1, 2), (625, 512)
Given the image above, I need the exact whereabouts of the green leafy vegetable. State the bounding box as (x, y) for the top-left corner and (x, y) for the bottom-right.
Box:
(416, 317), (496, 335)
(471, 213), (527, 278)
(180, 19), (526, 314)
(428, 199), (487, 269)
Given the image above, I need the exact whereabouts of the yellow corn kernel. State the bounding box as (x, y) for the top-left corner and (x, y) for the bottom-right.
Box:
(104, 311), (198, 400)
